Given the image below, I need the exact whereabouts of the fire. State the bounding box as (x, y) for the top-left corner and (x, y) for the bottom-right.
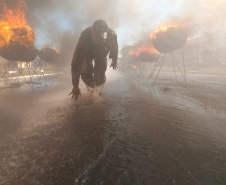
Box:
(43, 44), (61, 54)
(129, 45), (158, 56)
(42, 44), (50, 52)
(151, 19), (178, 39)
(53, 47), (61, 54)
(43, 44), (49, 50)
(124, 65), (137, 69)
(0, 0), (35, 47)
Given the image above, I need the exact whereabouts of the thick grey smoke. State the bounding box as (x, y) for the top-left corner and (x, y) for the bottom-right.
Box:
(1, 0), (226, 63)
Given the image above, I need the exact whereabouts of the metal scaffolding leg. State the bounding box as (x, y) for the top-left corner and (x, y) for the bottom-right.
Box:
(171, 51), (186, 83)
(137, 62), (147, 81)
(145, 48), (187, 85)
(132, 61), (141, 78)
(31, 58), (48, 87)
(146, 53), (166, 85)
(170, 52), (178, 82)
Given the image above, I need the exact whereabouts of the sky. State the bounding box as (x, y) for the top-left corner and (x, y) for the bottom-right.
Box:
(1, 0), (226, 59)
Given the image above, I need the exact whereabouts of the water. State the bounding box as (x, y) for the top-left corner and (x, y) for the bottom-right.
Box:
(0, 73), (226, 185)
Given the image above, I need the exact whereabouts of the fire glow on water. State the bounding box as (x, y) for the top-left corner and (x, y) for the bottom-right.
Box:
(0, 0), (35, 47)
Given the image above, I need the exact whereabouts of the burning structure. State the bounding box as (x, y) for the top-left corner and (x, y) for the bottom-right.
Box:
(0, 44), (38, 62)
(151, 27), (187, 53)
(0, 0), (41, 89)
(150, 19), (187, 54)
(0, 0), (63, 89)
(144, 19), (188, 85)
(38, 44), (62, 74)
(0, 0), (38, 62)
(129, 42), (159, 62)
(120, 41), (160, 79)
(38, 44), (60, 64)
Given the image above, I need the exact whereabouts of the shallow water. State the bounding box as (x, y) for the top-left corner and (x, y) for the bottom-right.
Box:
(0, 73), (226, 185)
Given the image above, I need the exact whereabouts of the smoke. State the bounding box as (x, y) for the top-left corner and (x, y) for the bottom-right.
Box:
(1, 0), (226, 60)
(175, 0), (226, 32)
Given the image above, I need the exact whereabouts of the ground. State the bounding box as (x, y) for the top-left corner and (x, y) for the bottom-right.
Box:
(0, 70), (226, 185)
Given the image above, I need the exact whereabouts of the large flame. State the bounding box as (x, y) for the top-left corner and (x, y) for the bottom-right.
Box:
(151, 19), (178, 39)
(129, 45), (158, 56)
(0, 0), (35, 47)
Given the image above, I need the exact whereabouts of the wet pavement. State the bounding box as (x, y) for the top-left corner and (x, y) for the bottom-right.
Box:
(0, 71), (226, 185)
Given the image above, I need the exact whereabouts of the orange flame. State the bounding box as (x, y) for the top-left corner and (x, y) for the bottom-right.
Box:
(129, 45), (158, 56)
(43, 44), (61, 54)
(124, 65), (137, 69)
(0, 0), (35, 47)
(43, 44), (50, 51)
(53, 47), (61, 54)
(151, 19), (178, 39)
